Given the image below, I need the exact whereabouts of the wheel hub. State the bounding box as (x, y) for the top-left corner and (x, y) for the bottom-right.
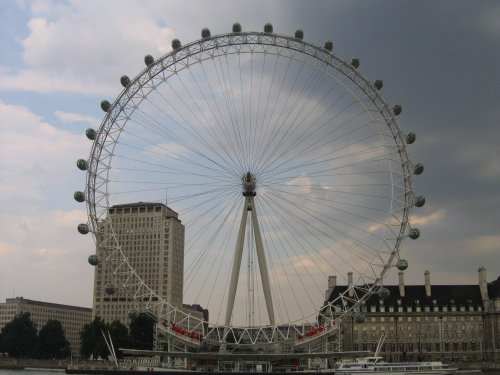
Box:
(242, 172), (256, 196)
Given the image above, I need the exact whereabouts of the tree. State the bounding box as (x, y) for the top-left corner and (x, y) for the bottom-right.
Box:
(79, 316), (109, 359)
(0, 312), (38, 358)
(128, 313), (155, 350)
(38, 320), (70, 359)
(108, 320), (128, 358)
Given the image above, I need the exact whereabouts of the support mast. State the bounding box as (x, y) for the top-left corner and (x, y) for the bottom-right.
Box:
(224, 172), (275, 327)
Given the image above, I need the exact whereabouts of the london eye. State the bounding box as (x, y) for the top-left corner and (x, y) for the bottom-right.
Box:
(75, 23), (425, 350)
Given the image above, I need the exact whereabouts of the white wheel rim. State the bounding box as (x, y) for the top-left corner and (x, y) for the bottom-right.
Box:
(85, 31), (415, 347)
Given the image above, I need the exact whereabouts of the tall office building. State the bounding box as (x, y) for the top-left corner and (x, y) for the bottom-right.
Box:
(93, 202), (185, 324)
(0, 297), (92, 356)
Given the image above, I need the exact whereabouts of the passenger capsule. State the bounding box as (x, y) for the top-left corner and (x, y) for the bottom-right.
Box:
(324, 40), (333, 52)
(171, 39), (181, 50)
(406, 132), (416, 144)
(414, 196), (426, 207)
(414, 163), (424, 175)
(378, 287), (390, 300)
(76, 159), (88, 171)
(105, 283), (117, 295)
(409, 228), (420, 240)
(232, 22), (242, 33)
(120, 75), (130, 87)
(88, 255), (99, 266)
(78, 223), (89, 235)
(74, 191), (85, 203)
(86, 128), (96, 140)
(264, 23), (273, 33)
(144, 54), (154, 66)
(201, 28), (211, 39)
(393, 103), (402, 116)
(354, 313), (365, 324)
(397, 259), (409, 271)
(100, 100), (111, 113)
(295, 29), (304, 40)
(128, 309), (139, 319)
(374, 79), (383, 90)
(350, 57), (360, 69)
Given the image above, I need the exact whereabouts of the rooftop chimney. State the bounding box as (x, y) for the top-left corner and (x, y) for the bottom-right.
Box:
(399, 272), (405, 297)
(424, 270), (431, 297)
(325, 275), (337, 300)
(478, 266), (489, 302)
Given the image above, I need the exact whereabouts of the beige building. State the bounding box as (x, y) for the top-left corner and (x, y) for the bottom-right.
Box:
(93, 202), (185, 324)
(325, 267), (500, 363)
(0, 297), (92, 356)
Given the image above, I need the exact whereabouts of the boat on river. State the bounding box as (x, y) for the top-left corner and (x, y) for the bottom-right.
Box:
(334, 334), (457, 375)
(334, 355), (457, 375)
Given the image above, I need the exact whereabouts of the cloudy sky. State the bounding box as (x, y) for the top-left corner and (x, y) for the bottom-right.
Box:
(0, 0), (499, 310)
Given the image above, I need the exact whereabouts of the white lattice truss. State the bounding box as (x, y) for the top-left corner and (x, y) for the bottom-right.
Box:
(85, 31), (415, 348)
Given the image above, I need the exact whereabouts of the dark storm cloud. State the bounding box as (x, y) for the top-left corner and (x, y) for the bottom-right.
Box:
(267, 0), (500, 281)
(1, 0), (498, 306)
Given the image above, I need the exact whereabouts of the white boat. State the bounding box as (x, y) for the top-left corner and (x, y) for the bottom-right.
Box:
(334, 356), (458, 375)
(334, 333), (457, 375)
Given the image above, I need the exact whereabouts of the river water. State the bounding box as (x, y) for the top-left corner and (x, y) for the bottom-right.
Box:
(0, 370), (66, 375)
(1, 369), (500, 375)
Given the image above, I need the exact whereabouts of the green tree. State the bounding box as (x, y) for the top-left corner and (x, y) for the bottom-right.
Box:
(38, 319), (70, 358)
(79, 316), (108, 359)
(0, 312), (38, 358)
(128, 313), (155, 350)
(108, 320), (128, 358)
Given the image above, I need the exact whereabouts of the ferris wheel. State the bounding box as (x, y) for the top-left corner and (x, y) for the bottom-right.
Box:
(75, 23), (425, 349)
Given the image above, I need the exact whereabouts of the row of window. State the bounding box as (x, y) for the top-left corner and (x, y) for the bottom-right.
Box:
(355, 324), (482, 332)
(354, 315), (480, 323)
(360, 305), (482, 313)
(353, 342), (479, 352)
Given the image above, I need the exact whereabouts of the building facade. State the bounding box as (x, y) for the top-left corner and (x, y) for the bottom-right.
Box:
(0, 297), (92, 356)
(93, 202), (185, 324)
(325, 267), (500, 363)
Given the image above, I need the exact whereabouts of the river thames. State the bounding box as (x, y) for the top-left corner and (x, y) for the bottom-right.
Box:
(1, 368), (500, 375)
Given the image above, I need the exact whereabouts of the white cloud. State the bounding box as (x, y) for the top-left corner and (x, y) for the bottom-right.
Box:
(0, 207), (94, 307)
(285, 174), (312, 194)
(0, 68), (114, 95)
(0, 102), (95, 304)
(410, 209), (445, 227)
(54, 110), (100, 126)
(0, 1), (176, 95)
(467, 234), (500, 254)
(0, 102), (88, 211)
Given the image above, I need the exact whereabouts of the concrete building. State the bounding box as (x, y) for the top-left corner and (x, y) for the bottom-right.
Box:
(325, 267), (500, 363)
(0, 297), (92, 356)
(93, 202), (185, 324)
